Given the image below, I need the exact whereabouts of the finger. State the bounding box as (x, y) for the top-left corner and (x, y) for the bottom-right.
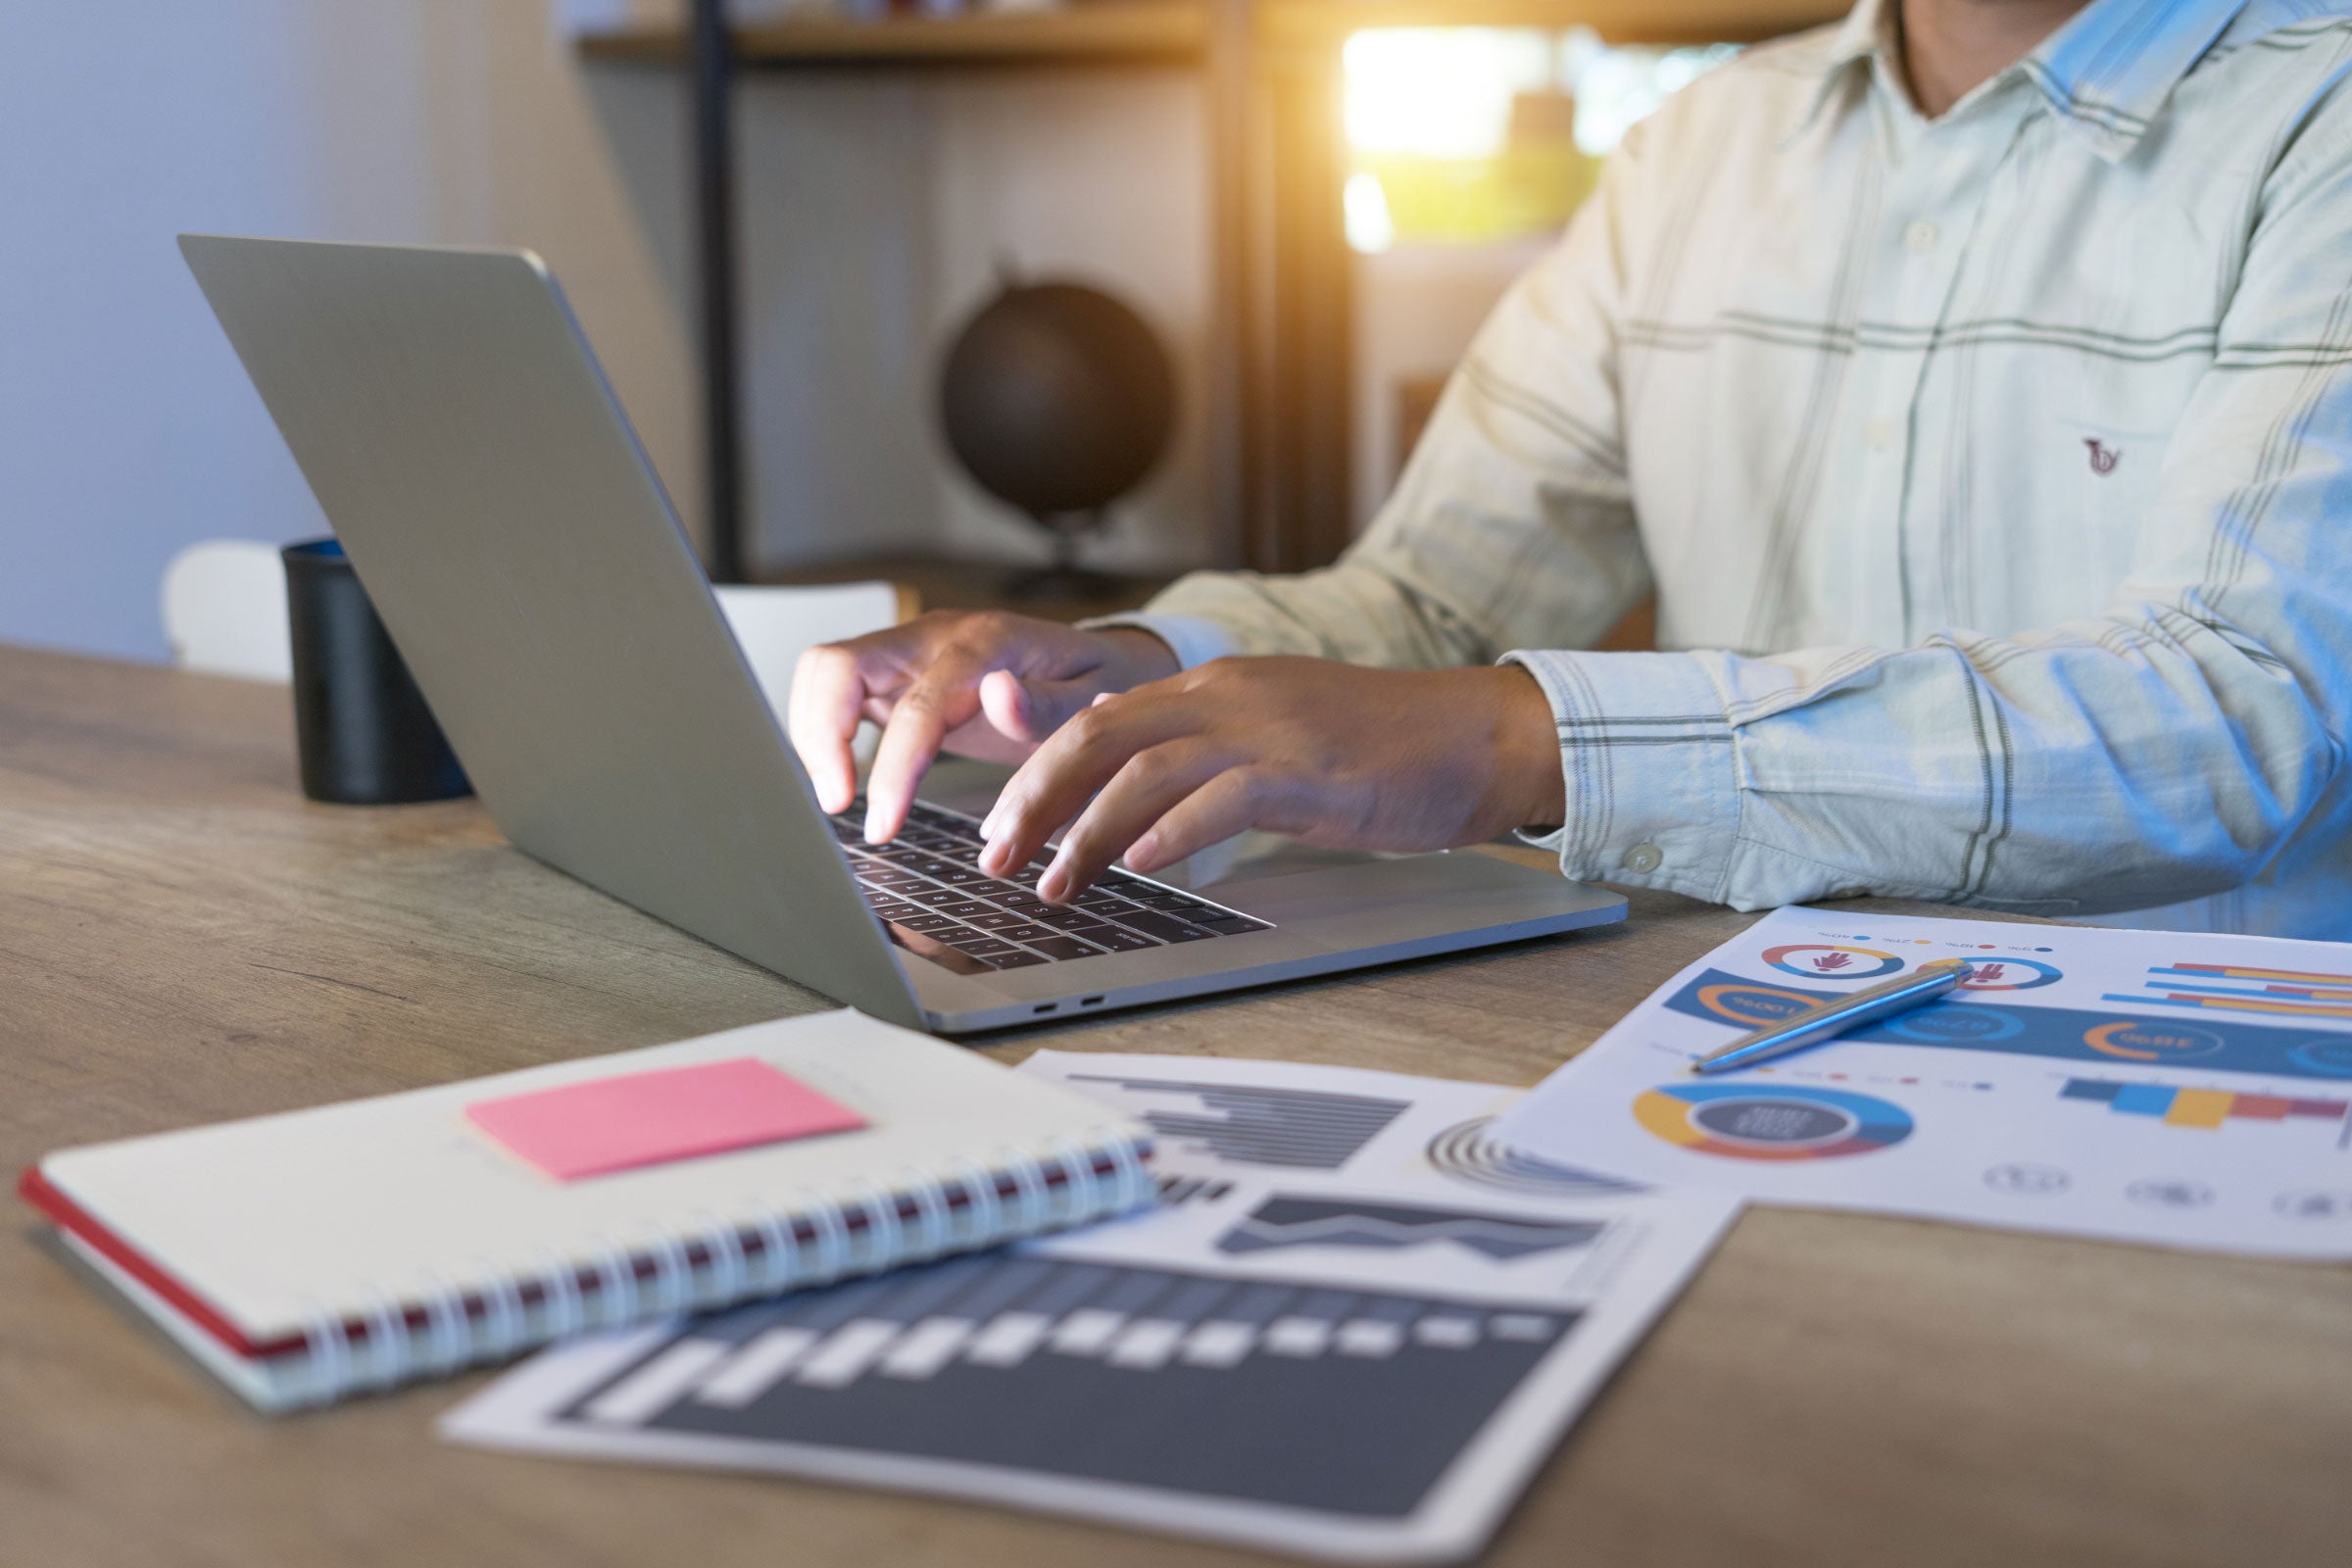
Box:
(1035, 740), (1232, 901)
(863, 659), (989, 843)
(1122, 765), (1298, 876)
(978, 688), (1204, 877)
(788, 643), (878, 815)
(976, 668), (1109, 750)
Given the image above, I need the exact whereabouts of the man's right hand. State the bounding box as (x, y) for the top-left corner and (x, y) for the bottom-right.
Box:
(787, 611), (1179, 845)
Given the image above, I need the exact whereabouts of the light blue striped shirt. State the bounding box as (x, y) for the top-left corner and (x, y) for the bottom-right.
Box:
(1109, 0), (2352, 938)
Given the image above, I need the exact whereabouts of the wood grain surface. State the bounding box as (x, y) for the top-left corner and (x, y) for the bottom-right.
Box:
(3, 645), (2346, 1568)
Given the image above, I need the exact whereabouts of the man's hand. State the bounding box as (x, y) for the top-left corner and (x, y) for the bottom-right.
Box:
(788, 611), (1179, 843)
(975, 658), (1567, 903)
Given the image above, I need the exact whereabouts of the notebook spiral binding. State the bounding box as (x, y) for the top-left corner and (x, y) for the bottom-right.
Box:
(293, 1131), (1152, 1406)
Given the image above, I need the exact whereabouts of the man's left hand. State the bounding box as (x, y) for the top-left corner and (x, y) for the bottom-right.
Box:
(974, 657), (1568, 903)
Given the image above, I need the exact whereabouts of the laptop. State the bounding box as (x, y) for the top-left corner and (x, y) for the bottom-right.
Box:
(181, 235), (1626, 1034)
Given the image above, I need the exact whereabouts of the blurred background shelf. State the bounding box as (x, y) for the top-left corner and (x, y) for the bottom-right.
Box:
(582, 1), (1836, 67)
(582, 0), (1841, 608)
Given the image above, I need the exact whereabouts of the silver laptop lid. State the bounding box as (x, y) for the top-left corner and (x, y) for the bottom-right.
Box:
(180, 235), (923, 1028)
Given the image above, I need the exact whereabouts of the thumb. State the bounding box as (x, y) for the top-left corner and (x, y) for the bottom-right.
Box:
(978, 667), (1110, 744)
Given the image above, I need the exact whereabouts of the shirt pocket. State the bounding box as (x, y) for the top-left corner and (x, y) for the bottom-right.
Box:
(2060, 417), (2173, 616)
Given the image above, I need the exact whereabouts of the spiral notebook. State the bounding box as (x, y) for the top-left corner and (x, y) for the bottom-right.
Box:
(19, 1010), (1153, 1412)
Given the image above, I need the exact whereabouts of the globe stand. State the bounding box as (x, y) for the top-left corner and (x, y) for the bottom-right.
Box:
(1003, 508), (1120, 602)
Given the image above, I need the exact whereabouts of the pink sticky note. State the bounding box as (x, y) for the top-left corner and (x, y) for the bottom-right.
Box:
(466, 1057), (866, 1181)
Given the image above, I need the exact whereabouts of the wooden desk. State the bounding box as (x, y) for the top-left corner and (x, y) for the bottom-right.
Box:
(3, 644), (2346, 1567)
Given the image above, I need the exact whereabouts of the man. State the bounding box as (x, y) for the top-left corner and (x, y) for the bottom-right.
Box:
(791, 0), (2352, 939)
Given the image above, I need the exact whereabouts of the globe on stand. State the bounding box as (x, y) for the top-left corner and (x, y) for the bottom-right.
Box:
(939, 278), (1175, 599)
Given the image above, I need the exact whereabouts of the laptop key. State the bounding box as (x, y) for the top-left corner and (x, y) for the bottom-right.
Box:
(939, 901), (995, 919)
(868, 898), (922, 921)
(909, 888), (969, 907)
(994, 922), (1058, 944)
(964, 910), (1029, 931)
(1113, 910), (1217, 943)
(1195, 913), (1268, 934)
(1078, 901), (1151, 922)
(980, 950), (1050, 969)
(1024, 935), (1104, 961)
(895, 912), (959, 933)
(945, 936), (1019, 957)
(1084, 926), (1159, 953)
(1034, 906), (1104, 931)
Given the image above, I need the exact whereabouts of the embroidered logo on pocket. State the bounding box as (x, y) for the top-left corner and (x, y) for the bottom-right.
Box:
(2084, 438), (2121, 475)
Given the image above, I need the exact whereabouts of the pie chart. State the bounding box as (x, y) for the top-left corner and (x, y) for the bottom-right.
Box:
(1634, 1083), (1915, 1161)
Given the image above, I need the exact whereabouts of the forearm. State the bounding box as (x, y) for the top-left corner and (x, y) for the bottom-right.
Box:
(1511, 603), (2346, 915)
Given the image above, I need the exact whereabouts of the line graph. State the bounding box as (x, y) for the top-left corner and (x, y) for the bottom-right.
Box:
(1214, 1196), (1603, 1259)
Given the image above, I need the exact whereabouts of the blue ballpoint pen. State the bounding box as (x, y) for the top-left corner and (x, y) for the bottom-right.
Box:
(1690, 958), (1976, 1075)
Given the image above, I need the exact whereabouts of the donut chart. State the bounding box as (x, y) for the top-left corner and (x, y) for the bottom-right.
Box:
(1634, 1083), (1915, 1161)
(1762, 944), (1903, 980)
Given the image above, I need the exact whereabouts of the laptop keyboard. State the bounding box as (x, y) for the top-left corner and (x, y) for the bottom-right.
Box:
(829, 799), (1272, 973)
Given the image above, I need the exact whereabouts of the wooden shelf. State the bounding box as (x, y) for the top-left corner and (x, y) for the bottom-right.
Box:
(1258, 0), (1840, 48)
(580, 5), (1204, 69)
(576, 0), (1841, 70)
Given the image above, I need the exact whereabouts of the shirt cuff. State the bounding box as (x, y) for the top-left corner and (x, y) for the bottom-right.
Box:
(1500, 649), (1743, 901)
(1078, 612), (1239, 672)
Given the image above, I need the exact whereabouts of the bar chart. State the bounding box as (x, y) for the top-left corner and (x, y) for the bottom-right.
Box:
(2117, 961), (2352, 1021)
(2058, 1077), (2350, 1132)
(555, 1250), (1576, 1518)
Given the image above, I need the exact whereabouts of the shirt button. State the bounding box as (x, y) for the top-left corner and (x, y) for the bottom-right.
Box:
(1865, 416), (1897, 451)
(1621, 842), (1664, 874)
(1904, 220), (1940, 254)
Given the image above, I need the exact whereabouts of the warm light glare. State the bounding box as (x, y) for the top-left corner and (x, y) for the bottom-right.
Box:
(1344, 172), (1396, 254)
(1341, 28), (1742, 254)
(1343, 29), (1555, 160)
(1344, 27), (1745, 163)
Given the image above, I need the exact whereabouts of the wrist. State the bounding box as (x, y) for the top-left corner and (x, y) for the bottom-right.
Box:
(1492, 664), (1566, 833)
(1094, 626), (1183, 690)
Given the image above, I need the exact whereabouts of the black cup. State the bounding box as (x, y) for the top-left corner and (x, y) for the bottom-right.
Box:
(281, 539), (470, 805)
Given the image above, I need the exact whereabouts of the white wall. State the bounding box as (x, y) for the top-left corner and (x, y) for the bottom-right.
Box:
(0, 1), (698, 662)
(0, 0), (1214, 663)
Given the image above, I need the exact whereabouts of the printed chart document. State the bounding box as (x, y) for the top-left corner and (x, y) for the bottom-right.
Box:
(1492, 906), (2352, 1259)
(444, 1056), (1740, 1564)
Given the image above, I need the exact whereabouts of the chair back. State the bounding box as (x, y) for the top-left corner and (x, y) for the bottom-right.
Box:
(161, 539), (294, 681)
(161, 537), (911, 724)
